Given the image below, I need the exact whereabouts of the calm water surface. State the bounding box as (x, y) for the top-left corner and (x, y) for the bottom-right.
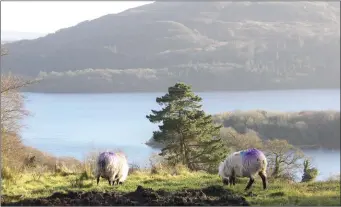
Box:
(21, 89), (340, 181)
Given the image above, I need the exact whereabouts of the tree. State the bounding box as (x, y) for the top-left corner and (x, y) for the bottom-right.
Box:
(1, 49), (37, 134)
(1, 48), (40, 169)
(146, 82), (227, 171)
(220, 127), (263, 151)
(263, 139), (304, 179)
(1, 75), (30, 134)
(301, 159), (318, 182)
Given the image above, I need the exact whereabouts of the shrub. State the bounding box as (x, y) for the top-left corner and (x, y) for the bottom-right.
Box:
(128, 163), (141, 175)
(1, 166), (14, 181)
(70, 172), (89, 188)
(327, 173), (340, 181)
(301, 159), (319, 182)
(31, 165), (48, 181)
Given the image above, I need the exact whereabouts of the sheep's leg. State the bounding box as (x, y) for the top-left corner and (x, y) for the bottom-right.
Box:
(114, 174), (119, 185)
(245, 177), (255, 191)
(232, 176), (236, 186)
(108, 178), (113, 186)
(113, 178), (118, 185)
(96, 176), (100, 185)
(258, 171), (267, 190)
(231, 169), (236, 186)
(222, 178), (229, 185)
(110, 173), (117, 186)
(229, 176), (233, 187)
(229, 176), (236, 186)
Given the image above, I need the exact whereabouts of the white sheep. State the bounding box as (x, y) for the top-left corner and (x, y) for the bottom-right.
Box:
(95, 151), (129, 186)
(218, 148), (268, 190)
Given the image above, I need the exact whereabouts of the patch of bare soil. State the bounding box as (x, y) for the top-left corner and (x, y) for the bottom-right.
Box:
(1, 185), (249, 206)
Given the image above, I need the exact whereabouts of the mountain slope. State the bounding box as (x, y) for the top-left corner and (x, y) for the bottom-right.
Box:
(1, 31), (46, 43)
(1, 2), (340, 92)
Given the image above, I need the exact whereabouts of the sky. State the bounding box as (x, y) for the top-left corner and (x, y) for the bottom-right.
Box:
(1, 1), (154, 34)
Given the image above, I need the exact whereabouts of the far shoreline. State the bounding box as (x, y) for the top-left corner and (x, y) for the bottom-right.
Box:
(20, 87), (341, 95)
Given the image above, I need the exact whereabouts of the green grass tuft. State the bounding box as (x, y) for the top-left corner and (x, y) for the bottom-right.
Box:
(2, 171), (340, 206)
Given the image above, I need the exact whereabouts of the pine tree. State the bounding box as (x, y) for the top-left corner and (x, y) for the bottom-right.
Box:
(146, 82), (227, 171)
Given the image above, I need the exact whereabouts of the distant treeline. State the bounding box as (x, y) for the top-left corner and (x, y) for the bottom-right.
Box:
(22, 63), (340, 93)
(147, 110), (340, 150)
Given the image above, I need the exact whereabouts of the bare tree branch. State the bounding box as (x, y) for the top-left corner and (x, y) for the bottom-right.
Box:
(0, 48), (41, 134)
(1, 74), (41, 94)
(264, 139), (305, 179)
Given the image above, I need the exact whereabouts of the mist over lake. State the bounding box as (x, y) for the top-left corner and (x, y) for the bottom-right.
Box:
(21, 89), (340, 181)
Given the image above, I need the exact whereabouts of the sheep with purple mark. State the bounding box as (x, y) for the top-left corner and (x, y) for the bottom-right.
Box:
(218, 148), (268, 191)
(95, 151), (129, 186)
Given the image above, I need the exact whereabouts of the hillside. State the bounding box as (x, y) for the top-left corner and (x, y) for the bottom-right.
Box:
(1, 2), (340, 93)
(1, 31), (46, 43)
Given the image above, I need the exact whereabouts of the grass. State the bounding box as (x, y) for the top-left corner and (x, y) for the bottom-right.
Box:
(1, 170), (340, 206)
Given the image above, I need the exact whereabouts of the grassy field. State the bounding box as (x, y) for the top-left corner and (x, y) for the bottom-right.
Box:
(2, 169), (340, 206)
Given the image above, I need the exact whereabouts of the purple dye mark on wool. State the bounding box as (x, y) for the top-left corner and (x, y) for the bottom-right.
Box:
(241, 148), (264, 164)
(245, 148), (263, 157)
(98, 152), (116, 168)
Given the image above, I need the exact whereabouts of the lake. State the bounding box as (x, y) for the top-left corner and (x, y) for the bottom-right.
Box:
(20, 89), (340, 181)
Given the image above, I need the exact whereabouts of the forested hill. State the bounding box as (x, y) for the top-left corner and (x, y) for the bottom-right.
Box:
(2, 2), (340, 93)
(146, 110), (341, 150)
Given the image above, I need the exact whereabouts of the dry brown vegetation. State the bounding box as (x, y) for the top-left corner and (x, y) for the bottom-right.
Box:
(1, 49), (81, 180)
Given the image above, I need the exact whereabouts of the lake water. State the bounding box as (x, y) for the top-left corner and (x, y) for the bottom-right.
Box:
(20, 89), (340, 181)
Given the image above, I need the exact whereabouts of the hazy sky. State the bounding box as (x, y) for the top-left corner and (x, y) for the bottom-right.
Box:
(1, 1), (154, 34)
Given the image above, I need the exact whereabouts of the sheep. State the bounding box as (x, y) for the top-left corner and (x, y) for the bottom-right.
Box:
(95, 151), (129, 186)
(218, 148), (268, 191)
(114, 152), (129, 184)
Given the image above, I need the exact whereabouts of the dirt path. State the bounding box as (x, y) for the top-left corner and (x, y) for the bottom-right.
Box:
(2, 185), (250, 206)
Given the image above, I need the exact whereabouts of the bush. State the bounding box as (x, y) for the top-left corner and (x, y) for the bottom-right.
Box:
(147, 153), (191, 176)
(128, 163), (141, 175)
(301, 159), (319, 182)
(70, 171), (91, 188)
(1, 166), (14, 181)
(1, 166), (23, 185)
(327, 173), (340, 181)
(54, 160), (76, 176)
(31, 165), (48, 181)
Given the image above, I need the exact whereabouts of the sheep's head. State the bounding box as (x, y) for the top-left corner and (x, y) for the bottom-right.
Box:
(222, 177), (229, 185)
